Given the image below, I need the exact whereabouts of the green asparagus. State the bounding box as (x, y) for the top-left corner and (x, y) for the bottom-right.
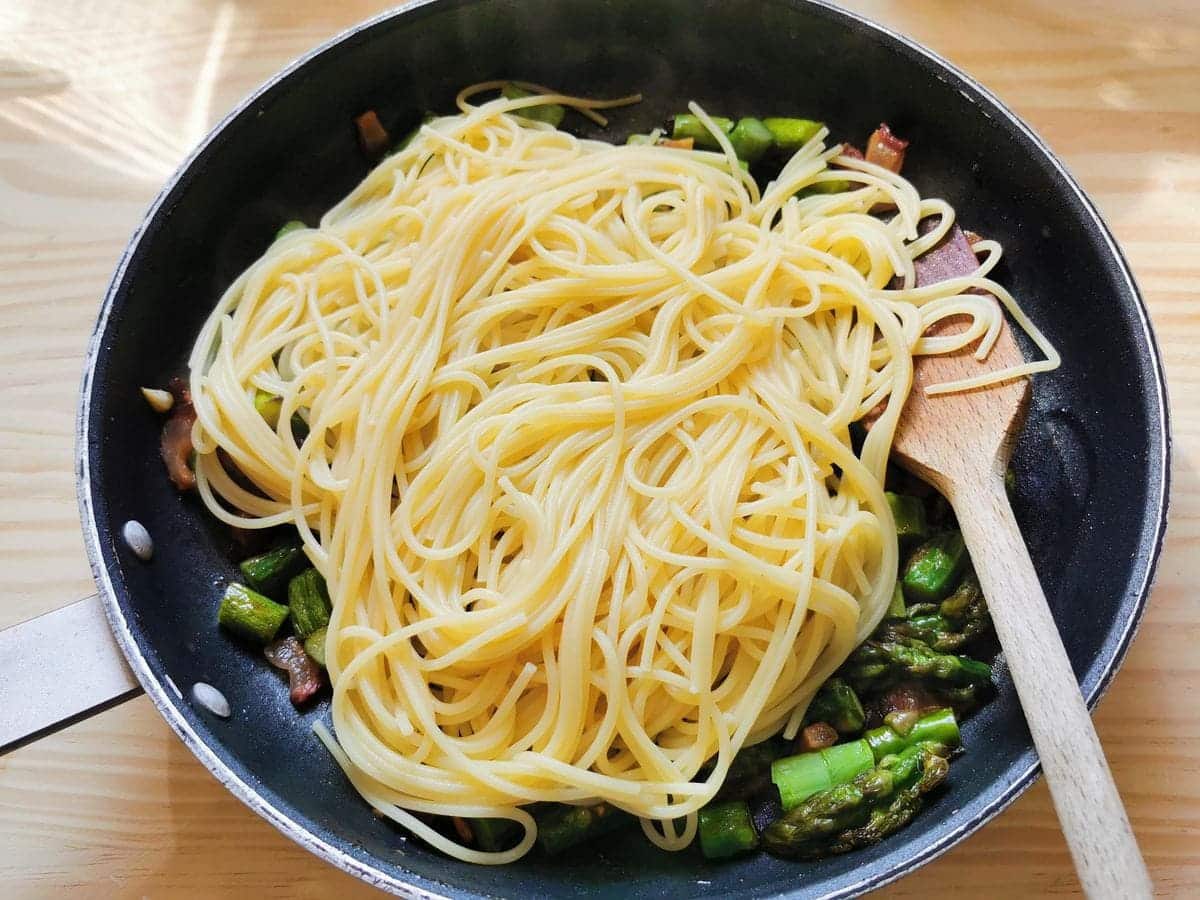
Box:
(698, 800), (758, 859)
(469, 816), (521, 851)
(303, 626), (328, 668)
(671, 113), (734, 148)
(804, 679), (865, 735)
(728, 117), (774, 163)
(842, 636), (992, 703)
(253, 388), (310, 442)
(535, 802), (632, 855)
(218, 582), (289, 644)
(772, 708), (958, 810)
(762, 117), (823, 152)
(287, 568), (331, 639)
(239, 544), (306, 596)
(864, 707), (960, 760)
(902, 530), (967, 603)
(501, 84), (565, 127)
(274, 220), (306, 241)
(885, 583), (907, 620)
(878, 570), (991, 653)
(761, 745), (950, 858)
(886, 492), (929, 544)
(254, 389), (283, 428)
(797, 178), (852, 198)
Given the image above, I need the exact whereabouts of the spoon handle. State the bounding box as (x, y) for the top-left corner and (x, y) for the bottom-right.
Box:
(950, 473), (1151, 898)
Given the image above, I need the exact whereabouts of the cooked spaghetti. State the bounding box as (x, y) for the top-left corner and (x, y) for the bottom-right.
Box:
(186, 88), (1057, 863)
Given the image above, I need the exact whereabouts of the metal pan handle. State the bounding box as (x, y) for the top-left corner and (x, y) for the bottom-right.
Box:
(0, 595), (142, 754)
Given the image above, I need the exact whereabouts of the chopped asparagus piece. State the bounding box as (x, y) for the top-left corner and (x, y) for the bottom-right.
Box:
(886, 583), (908, 620)
(218, 583), (289, 644)
(254, 388), (309, 441)
(797, 178), (852, 198)
(501, 84), (565, 127)
(287, 568), (331, 639)
(821, 740), (875, 785)
(762, 745), (949, 858)
(274, 220), (305, 241)
(772, 752), (832, 811)
(470, 816), (521, 851)
(239, 544), (305, 596)
(902, 530), (967, 603)
(671, 113), (734, 148)
(728, 117), (774, 163)
(254, 389), (283, 429)
(698, 800), (758, 859)
(805, 678), (865, 735)
(886, 492), (929, 544)
(762, 117), (824, 151)
(303, 626), (327, 668)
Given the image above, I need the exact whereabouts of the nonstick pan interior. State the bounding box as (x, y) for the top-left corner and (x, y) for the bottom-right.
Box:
(79, 1), (1169, 897)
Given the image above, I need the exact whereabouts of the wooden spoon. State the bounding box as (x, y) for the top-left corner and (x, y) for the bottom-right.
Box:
(892, 317), (1152, 897)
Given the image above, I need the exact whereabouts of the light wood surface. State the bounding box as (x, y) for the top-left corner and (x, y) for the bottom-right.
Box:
(896, 319), (1151, 896)
(0, 0), (1196, 897)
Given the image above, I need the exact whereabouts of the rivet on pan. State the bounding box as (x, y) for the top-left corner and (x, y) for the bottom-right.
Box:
(122, 520), (154, 561)
(192, 682), (232, 718)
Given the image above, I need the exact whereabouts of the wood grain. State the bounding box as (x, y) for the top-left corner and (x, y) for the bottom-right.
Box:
(0, 0), (1197, 897)
(896, 315), (1150, 895)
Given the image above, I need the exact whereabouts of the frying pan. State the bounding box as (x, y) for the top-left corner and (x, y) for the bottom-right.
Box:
(0, 0), (1170, 897)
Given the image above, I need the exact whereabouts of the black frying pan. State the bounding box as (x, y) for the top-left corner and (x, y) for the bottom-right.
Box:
(4, 1), (1171, 897)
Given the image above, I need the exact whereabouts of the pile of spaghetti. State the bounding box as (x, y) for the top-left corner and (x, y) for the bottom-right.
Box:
(187, 88), (1055, 862)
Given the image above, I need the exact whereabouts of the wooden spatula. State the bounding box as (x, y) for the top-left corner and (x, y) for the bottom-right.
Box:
(892, 317), (1152, 897)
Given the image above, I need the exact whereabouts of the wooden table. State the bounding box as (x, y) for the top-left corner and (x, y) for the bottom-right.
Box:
(1, 0), (1196, 896)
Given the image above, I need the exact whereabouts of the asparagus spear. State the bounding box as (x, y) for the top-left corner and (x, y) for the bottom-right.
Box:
(761, 745), (950, 858)
(938, 570), (992, 641)
(804, 678), (865, 735)
(771, 709), (957, 810)
(841, 636), (992, 703)
(877, 571), (992, 654)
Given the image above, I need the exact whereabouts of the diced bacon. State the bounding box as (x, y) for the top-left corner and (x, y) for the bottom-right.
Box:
(160, 377), (196, 491)
(866, 123), (908, 173)
(355, 110), (390, 160)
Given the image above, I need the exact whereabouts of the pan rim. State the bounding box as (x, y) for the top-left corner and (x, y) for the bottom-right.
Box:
(75, 1), (1171, 897)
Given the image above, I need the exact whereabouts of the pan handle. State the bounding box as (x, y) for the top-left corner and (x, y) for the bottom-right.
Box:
(0, 594), (142, 754)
